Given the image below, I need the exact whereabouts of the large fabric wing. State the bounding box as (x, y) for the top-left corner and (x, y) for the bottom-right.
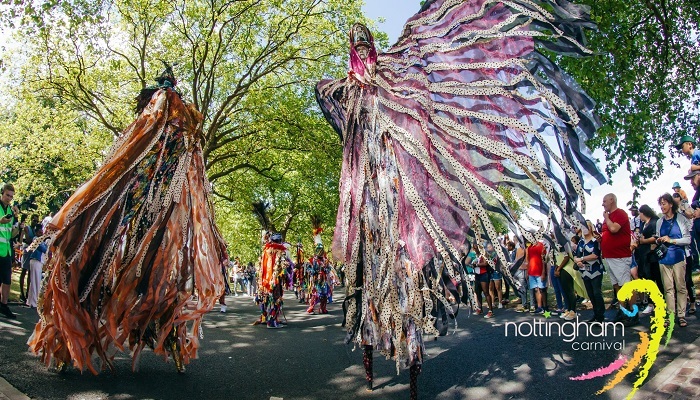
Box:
(373, 0), (604, 266)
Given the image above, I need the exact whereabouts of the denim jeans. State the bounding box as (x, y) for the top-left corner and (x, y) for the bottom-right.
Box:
(550, 265), (564, 310)
(515, 269), (528, 306)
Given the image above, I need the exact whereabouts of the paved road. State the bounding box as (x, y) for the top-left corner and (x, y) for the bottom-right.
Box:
(1, 290), (699, 400)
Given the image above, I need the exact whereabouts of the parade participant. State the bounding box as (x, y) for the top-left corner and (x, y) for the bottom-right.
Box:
(27, 65), (228, 373)
(306, 216), (330, 314)
(316, 1), (605, 396)
(255, 232), (288, 328)
(306, 244), (331, 314)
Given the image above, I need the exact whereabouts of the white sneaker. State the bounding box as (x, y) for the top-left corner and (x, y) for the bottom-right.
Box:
(498, 303), (503, 309)
(220, 305), (227, 313)
(641, 305), (654, 315)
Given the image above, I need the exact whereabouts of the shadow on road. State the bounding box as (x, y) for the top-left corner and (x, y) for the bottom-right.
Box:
(1, 290), (699, 400)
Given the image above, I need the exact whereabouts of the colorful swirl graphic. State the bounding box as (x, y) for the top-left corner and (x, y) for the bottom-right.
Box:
(571, 279), (670, 399)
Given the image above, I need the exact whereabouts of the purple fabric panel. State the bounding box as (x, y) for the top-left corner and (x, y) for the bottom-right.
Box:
(394, 138), (472, 267)
(331, 121), (363, 262)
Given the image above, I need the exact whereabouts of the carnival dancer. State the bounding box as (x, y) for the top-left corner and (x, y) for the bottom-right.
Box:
(255, 233), (288, 328)
(316, 1), (605, 396)
(28, 64), (228, 374)
(306, 216), (330, 314)
(306, 244), (331, 314)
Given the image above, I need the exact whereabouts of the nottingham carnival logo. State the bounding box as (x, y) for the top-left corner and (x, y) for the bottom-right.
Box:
(504, 279), (672, 400)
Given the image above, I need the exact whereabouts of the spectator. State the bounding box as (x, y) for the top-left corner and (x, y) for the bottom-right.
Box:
(486, 242), (504, 309)
(0, 183), (20, 319)
(473, 243), (494, 318)
(525, 235), (547, 313)
(595, 219), (603, 233)
(11, 214), (25, 249)
(672, 182), (688, 201)
(512, 240), (529, 312)
(672, 192), (699, 311)
(548, 233), (565, 315)
(601, 193), (638, 325)
(672, 193), (693, 219)
(459, 243), (476, 305)
(629, 205), (642, 234)
(235, 259), (246, 296)
(25, 225), (47, 309)
(656, 193), (691, 327)
(676, 135), (700, 173)
(501, 241), (517, 304)
(246, 262), (257, 297)
(685, 170), (700, 310)
(637, 204), (663, 315)
(575, 220), (605, 323)
(41, 212), (53, 231)
(19, 214), (39, 303)
(554, 237), (576, 320)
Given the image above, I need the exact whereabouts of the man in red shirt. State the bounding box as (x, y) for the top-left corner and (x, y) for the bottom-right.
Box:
(601, 193), (637, 324)
(526, 237), (547, 313)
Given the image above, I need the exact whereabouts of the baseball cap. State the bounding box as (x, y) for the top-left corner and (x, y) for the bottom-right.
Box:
(628, 205), (638, 211)
(675, 135), (696, 150)
(684, 170), (700, 180)
(672, 182), (681, 188)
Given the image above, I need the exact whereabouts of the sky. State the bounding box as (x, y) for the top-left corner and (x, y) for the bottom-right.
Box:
(361, 0), (690, 223)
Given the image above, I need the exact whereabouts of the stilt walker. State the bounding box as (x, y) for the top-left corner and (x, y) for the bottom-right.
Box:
(316, 1), (606, 397)
(28, 64), (228, 374)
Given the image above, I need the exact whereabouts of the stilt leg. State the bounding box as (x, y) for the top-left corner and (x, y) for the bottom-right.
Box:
(363, 345), (373, 391)
(409, 364), (421, 400)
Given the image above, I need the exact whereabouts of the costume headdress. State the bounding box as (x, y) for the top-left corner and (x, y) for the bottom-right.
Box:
(252, 201), (273, 243)
(153, 60), (178, 89)
(348, 23), (377, 84)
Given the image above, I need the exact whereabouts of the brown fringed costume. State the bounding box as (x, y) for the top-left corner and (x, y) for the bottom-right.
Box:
(28, 76), (228, 374)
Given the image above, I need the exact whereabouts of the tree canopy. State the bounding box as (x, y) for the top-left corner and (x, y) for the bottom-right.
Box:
(556, 0), (700, 196)
(1, 0), (382, 261)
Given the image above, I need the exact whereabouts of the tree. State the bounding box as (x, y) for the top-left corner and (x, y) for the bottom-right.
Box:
(0, 95), (112, 214)
(1, 0), (377, 252)
(554, 0), (700, 196)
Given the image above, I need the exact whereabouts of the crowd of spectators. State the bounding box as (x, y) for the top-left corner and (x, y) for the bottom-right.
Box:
(460, 135), (700, 328)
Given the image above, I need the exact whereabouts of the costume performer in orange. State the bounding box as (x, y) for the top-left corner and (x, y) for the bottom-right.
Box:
(256, 232), (288, 328)
(28, 65), (228, 374)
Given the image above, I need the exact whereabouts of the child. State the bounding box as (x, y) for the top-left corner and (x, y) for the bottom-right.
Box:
(676, 135), (700, 173)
